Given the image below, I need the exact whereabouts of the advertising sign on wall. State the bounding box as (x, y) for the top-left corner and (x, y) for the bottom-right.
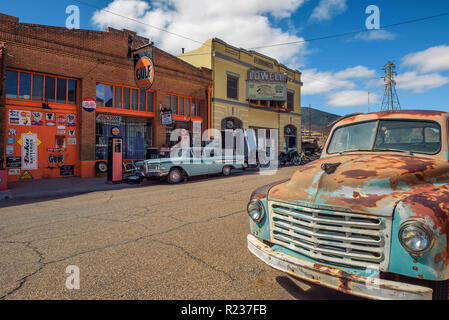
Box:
(246, 69), (287, 101)
(134, 49), (154, 90)
(246, 82), (287, 101)
(82, 98), (96, 112)
(161, 112), (173, 125)
(21, 133), (38, 170)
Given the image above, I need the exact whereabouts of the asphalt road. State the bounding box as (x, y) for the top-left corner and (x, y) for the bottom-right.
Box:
(0, 166), (358, 300)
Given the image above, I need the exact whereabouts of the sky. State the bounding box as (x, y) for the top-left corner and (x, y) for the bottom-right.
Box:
(1, 0), (449, 116)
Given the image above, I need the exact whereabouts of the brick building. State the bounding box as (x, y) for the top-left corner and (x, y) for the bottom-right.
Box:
(0, 14), (212, 182)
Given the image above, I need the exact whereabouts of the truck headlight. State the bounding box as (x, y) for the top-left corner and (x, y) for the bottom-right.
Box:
(399, 220), (433, 256)
(247, 199), (265, 223)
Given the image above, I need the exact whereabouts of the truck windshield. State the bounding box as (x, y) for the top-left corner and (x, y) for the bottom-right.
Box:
(327, 120), (441, 155)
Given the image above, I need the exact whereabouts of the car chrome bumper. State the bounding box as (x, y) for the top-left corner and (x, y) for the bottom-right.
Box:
(247, 234), (433, 300)
(137, 171), (169, 178)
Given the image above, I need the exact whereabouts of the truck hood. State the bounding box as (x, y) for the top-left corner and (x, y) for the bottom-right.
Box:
(268, 153), (449, 216)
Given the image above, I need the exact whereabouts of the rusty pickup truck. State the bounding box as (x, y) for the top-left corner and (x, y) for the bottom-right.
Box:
(247, 110), (449, 300)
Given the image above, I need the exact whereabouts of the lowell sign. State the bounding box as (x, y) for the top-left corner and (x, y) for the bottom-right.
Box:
(247, 69), (287, 101)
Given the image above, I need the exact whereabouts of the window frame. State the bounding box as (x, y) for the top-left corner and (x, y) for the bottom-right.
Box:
(166, 93), (205, 122)
(96, 81), (156, 116)
(6, 68), (78, 106)
(227, 75), (239, 100)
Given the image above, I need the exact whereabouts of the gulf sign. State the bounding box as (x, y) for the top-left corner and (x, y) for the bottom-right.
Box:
(135, 56), (154, 90)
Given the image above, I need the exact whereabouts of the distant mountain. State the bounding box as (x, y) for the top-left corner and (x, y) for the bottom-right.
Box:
(301, 107), (341, 127)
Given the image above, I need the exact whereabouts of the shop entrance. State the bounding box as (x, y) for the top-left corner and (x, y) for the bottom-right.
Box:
(95, 114), (153, 161)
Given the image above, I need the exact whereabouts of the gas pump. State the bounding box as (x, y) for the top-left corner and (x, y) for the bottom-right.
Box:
(107, 137), (123, 183)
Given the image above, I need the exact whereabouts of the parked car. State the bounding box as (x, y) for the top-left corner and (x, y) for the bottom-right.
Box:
(247, 110), (449, 300)
(135, 147), (245, 184)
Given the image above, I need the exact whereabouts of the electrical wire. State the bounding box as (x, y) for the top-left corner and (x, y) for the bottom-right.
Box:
(73, 0), (449, 51)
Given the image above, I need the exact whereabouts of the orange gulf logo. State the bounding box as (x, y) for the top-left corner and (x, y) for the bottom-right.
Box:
(135, 56), (154, 90)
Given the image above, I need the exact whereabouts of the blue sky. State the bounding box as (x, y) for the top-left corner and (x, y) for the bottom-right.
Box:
(1, 0), (449, 116)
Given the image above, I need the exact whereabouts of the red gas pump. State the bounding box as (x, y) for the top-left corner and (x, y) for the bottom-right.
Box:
(107, 137), (123, 184)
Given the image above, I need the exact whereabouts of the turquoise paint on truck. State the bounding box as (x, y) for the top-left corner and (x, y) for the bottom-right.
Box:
(247, 111), (449, 299)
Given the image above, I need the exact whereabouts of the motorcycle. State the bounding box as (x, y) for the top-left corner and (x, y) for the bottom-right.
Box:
(279, 149), (302, 166)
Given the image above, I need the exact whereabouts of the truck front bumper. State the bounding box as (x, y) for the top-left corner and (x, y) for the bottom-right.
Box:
(247, 234), (433, 300)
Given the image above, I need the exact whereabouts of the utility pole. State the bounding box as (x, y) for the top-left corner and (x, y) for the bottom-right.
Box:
(308, 104), (311, 140)
(380, 61), (401, 111)
(368, 91), (371, 113)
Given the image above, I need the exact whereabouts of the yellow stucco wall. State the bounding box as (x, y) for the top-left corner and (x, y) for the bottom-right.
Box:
(179, 38), (303, 152)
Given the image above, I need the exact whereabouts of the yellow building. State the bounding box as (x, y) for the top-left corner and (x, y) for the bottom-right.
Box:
(179, 38), (302, 153)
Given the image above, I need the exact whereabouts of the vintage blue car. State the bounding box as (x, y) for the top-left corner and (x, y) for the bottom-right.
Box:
(135, 147), (245, 184)
(247, 110), (449, 300)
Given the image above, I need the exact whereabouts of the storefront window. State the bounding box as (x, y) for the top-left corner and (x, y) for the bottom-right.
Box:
(115, 87), (122, 108)
(19, 72), (31, 100)
(96, 83), (105, 106)
(166, 95), (171, 110)
(191, 100), (196, 116)
(147, 91), (154, 112)
(95, 115), (153, 160)
(45, 76), (56, 102)
(104, 84), (112, 107)
(6, 71), (18, 99)
(6, 70), (77, 104)
(179, 98), (184, 115)
(196, 100), (202, 116)
(132, 89), (138, 111)
(32, 74), (44, 101)
(173, 96), (178, 115)
(139, 90), (146, 111)
(57, 78), (67, 103)
(123, 88), (130, 110)
(185, 98), (190, 116)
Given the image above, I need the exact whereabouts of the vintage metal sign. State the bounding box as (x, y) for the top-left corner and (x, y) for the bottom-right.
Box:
(246, 82), (287, 101)
(96, 114), (122, 125)
(247, 70), (287, 101)
(248, 70), (287, 82)
(134, 49), (154, 90)
(21, 133), (38, 170)
(161, 112), (173, 125)
(82, 98), (96, 112)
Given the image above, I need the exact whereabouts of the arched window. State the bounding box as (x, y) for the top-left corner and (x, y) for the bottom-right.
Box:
(284, 125), (297, 150)
(221, 117), (243, 131)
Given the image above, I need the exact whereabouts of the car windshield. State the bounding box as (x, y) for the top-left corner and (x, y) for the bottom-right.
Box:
(327, 120), (441, 155)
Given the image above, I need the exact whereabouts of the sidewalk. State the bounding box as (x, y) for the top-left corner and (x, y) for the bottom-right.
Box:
(0, 176), (139, 202)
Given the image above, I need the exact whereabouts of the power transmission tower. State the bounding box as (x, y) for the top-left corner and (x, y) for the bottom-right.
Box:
(380, 61), (401, 111)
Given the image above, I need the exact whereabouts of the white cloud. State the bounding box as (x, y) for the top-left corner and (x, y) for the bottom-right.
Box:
(334, 66), (376, 79)
(310, 0), (347, 22)
(402, 45), (449, 73)
(91, 0), (308, 68)
(302, 66), (376, 95)
(326, 90), (379, 107)
(354, 29), (397, 41)
(396, 72), (449, 93)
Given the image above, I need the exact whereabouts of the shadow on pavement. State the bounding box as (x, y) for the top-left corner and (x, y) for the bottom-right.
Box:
(276, 276), (365, 300)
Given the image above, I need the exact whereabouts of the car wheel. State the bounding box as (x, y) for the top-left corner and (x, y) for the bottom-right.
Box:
(222, 166), (232, 176)
(430, 280), (449, 300)
(95, 161), (108, 174)
(167, 168), (183, 184)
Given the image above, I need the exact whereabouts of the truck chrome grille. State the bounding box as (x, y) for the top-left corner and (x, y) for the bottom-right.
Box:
(270, 201), (390, 270)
